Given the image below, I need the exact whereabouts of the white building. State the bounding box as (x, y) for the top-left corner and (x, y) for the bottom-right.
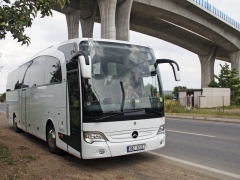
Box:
(178, 88), (230, 108)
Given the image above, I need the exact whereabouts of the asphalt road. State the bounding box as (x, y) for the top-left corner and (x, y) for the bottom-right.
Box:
(0, 103), (5, 112)
(154, 118), (240, 177)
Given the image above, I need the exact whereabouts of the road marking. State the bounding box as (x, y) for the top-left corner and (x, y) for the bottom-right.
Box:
(166, 130), (215, 138)
(148, 151), (240, 179)
(167, 118), (240, 127)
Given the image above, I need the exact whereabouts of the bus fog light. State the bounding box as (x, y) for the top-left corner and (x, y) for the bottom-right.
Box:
(99, 150), (105, 154)
(157, 125), (165, 134)
(84, 132), (108, 144)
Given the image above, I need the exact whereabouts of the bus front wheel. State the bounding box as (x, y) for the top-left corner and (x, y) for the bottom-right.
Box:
(47, 123), (63, 155)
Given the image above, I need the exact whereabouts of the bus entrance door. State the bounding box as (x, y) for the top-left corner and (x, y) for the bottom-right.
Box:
(21, 89), (27, 131)
(65, 70), (81, 157)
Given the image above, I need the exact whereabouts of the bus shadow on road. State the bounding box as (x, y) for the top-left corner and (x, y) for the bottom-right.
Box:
(9, 126), (157, 170)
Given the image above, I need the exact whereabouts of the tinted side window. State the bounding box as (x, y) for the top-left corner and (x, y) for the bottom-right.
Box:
(28, 56), (45, 87)
(18, 62), (32, 89)
(66, 59), (78, 72)
(12, 69), (20, 90)
(22, 61), (33, 88)
(44, 56), (62, 84)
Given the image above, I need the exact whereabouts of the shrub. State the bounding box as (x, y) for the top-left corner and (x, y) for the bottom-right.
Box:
(0, 93), (6, 102)
(232, 96), (240, 105)
(164, 95), (172, 100)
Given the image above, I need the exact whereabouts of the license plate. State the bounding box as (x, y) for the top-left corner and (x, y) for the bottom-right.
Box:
(127, 144), (145, 152)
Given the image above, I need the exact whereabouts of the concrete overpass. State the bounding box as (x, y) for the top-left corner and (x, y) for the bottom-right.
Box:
(54, 0), (240, 87)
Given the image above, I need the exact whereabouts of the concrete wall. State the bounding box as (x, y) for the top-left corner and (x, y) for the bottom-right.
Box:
(179, 92), (186, 99)
(178, 92), (186, 107)
(199, 88), (230, 108)
(194, 91), (202, 107)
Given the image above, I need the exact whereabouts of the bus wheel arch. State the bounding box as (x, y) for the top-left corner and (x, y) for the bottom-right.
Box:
(46, 120), (63, 155)
(13, 113), (22, 133)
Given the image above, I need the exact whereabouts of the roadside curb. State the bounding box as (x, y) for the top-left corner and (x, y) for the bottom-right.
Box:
(166, 114), (240, 124)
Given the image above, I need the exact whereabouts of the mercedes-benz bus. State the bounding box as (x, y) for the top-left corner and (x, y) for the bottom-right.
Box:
(6, 38), (180, 159)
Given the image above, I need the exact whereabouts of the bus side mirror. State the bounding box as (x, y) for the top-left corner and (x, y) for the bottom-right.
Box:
(79, 56), (92, 79)
(71, 51), (92, 79)
(71, 51), (89, 65)
(155, 59), (181, 81)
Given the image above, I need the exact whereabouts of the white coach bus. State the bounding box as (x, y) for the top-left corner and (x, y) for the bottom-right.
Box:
(6, 38), (180, 159)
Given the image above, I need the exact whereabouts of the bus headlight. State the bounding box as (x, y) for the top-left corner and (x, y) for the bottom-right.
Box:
(157, 125), (165, 134)
(84, 132), (108, 144)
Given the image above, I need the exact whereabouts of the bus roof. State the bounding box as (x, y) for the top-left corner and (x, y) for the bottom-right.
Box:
(19, 38), (151, 67)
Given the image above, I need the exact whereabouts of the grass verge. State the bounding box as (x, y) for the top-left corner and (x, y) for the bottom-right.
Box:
(21, 155), (37, 160)
(165, 101), (240, 119)
(0, 144), (15, 165)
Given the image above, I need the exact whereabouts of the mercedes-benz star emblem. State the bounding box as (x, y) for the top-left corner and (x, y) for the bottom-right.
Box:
(132, 131), (138, 138)
(133, 122), (136, 125)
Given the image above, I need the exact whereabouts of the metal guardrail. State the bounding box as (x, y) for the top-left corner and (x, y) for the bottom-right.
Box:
(192, 0), (240, 30)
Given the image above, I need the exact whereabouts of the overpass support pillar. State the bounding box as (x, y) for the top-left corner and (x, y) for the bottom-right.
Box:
(116, 0), (133, 41)
(230, 50), (240, 78)
(199, 46), (218, 88)
(97, 0), (117, 40)
(66, 10), (81, 39)
(80, 1), (97, 38)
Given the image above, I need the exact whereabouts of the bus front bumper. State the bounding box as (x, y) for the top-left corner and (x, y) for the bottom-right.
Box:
(81, 134), (165, 159)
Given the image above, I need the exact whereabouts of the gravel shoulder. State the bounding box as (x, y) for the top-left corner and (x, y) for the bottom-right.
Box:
(0, 112), (219, 180)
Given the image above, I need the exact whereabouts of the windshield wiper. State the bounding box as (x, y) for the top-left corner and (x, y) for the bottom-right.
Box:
(147, 108), (163, 116)
(120, 81), (125, 112)
(95, 109), (145, 121)
(95, 112), (124, 121)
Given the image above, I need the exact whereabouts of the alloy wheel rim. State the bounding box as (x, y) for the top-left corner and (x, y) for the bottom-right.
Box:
(14, 118), (17, 130)
(48, 129), (56, 149)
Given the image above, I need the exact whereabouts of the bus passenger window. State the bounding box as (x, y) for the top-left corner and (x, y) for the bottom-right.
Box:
(22, 60), (33, 88)
(12, 69), (20, 90)
(28, 56), (45, 87)
(19, 61), (32, 88)
(44, 56), (62, 84)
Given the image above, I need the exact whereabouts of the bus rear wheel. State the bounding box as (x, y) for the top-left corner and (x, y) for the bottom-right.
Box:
(13, 117), (22, 133)
(47, 123), (64, 155)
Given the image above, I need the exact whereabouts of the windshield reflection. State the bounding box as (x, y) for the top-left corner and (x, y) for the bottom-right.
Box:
(81, 41), (164, 121)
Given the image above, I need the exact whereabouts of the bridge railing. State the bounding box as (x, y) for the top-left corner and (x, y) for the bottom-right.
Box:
(192, 0), (240, 30)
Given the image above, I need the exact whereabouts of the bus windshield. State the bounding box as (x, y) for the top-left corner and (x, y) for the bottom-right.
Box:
(80, 41), (164, 122)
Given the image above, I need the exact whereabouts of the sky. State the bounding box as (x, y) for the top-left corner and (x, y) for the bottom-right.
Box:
(0, 0), (240, 93)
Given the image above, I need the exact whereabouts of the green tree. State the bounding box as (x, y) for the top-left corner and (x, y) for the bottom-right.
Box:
(0, 0), (68, 45)
(172, 86), (186, 98)
(208, 63), (240, 102)
(0, 93), (6, 102)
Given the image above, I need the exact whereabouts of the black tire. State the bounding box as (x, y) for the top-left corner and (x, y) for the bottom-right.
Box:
(46, 123), (64, 155)
(13, 117), (22, 133)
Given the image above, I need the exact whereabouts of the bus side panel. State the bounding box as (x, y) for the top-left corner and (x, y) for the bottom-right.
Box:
(6, 90), (20, 125)
(25, 83), (67, 143)
(25, 87), (43, 137)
